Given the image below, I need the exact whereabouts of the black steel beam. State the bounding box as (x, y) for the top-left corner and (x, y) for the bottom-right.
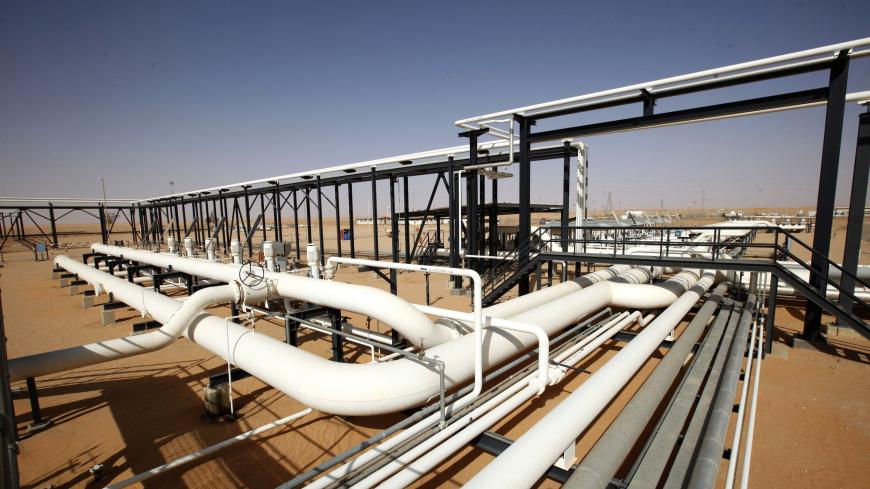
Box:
(516, 114), (533, 295)
(371, 167), (379, 261)
(334, 182), (342, 257)
(317, 176), (325, 265)
(805, 52), (850, 340)
(529, 87), (829, 143)
(840, 112), (870, 314)
(348, 183), (355, 258)
(531, 56), (833, 121)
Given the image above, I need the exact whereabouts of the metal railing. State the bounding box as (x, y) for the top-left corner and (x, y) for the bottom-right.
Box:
(540, 225), (870, 312)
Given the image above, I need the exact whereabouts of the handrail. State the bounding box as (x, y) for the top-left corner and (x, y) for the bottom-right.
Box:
(534, 225), (870, 310)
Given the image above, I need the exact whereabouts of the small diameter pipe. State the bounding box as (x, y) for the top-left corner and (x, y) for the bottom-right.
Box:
(326, 257), (484, 399)
(724, 308), (759, 489)
(413, 303), (550, 392)
(298, 311), (616, 489)
(739, 321), (763, 489)
(104, 408), (312, 489)
(465, 272), (715, 489)
(687, 296), (756, 489)
(372, 313), (642, 489)
(564, 283), (729, 489)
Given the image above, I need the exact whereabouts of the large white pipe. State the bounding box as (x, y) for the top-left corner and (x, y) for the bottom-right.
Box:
(21, 249), (704, 417)
(364, 313), (642, 489)
(8, 256), (263, 381)
(92, 244), (453, 348)
(465, 271), (716, 489)
(303, 313), (630, 489)
(483, 264), (631, 319)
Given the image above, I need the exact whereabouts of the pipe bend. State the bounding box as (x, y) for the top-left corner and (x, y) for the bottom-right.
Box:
(8, 256), (239, 381)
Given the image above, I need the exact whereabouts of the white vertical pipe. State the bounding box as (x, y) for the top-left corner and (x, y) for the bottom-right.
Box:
(575, 142), (587, 227)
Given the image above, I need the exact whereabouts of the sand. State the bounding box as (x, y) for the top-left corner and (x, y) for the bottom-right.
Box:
(2, 224), (869, 488)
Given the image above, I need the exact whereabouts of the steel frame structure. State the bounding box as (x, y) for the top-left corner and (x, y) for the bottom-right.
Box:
(2, 39), (869, 339)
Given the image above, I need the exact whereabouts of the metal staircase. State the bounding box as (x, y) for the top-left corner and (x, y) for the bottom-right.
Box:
(480, 228), (547, 305)
(415, 231), (445, 265)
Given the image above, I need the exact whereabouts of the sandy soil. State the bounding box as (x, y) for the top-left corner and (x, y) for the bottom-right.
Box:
(2, 242), (869, 488)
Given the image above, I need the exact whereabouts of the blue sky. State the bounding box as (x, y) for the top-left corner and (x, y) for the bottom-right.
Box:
(1, 0), (869, 212)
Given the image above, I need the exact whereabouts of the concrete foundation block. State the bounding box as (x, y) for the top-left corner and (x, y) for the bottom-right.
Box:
(101, 309), (115, 326)
(69, 285), (80, 296)
(822, 322), (864, 340)
(82, 295), (94, 308)
(59, 277), (70, 287)
(787, 335), (816, 350)
(204, 385), (232, 418)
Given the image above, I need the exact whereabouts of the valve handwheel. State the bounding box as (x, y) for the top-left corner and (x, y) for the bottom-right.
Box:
(239, 260), (266, 288)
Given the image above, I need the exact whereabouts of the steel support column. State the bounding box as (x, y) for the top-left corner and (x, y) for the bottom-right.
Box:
(459, 128), (487, 274)
(348, 183), (356, 258)
(99, 206), (108, 244)
(371, 167), (379, 261)
(292, 190), (301, 259)
(48, 203), (58, 246)
(316, 176), (325, 265)
(840, 111), (870, 313)
(449, 156), (462, 289)
(805, 51), (850, 340)
(389, 175), (399, 291)
(335, 182), (342, 257)
(516, 114), (533, 295)
(489, 178), (498, 255)
(766, 274), (778, 354)
(304, 188), (313, 244)
(403, 176), (410, 263)
(561, 141), (570, 252)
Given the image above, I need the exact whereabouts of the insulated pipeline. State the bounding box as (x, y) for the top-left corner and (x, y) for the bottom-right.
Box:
(465, 271), (715, 489)
(564, 283), (730, 489)
(92, 244), (452, 348)
(8, 256), (264, 381)
(687, 295), (756, 489)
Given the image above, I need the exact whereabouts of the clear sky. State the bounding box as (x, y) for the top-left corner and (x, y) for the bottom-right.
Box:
(1, 0), (869, 212)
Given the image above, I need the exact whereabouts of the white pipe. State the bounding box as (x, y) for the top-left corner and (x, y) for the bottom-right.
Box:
(326, 257), (483, 396)
(365, 313), (642, 489)
(739, 321), (764, 489)
(29, 248), (704, 419)
(93, 244), (450, 348)
(305, 312), (631, 489)
(575, 142), (587, 227)
(483, 265), (631, 319)
(139, 139), (572, 203)
(9, 256), (263, 381)
(725, 312), (758, 489)
(465, 272), (715, 489)
(455, 38), (870, 125)
(104, 408), (312, 489)
(414, 303), (550, 393)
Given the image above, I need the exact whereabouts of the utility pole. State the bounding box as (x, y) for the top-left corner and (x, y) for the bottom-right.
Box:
(97, 177), (107, 206)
